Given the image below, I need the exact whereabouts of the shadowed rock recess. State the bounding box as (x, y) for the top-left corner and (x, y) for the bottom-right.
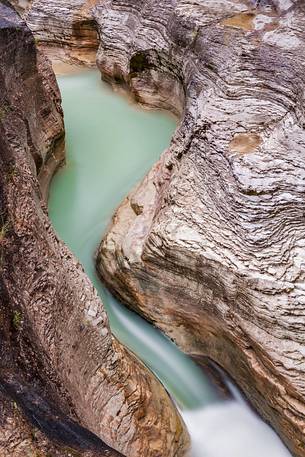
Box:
(0, 3), (188, 457)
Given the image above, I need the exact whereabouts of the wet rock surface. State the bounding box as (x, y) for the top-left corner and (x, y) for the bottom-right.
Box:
(0, 3), (189, 457)
(0, 376), (122, 456)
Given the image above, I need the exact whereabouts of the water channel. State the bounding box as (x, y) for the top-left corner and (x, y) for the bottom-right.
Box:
(48, 68), (290, 457)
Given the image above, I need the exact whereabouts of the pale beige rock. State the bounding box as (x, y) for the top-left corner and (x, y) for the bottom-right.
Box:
(92, 1), (305, 457)
(27, 0), (99, 65)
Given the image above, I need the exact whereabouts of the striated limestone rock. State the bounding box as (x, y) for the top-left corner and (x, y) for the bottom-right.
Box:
(93, 1), (305, 456)
(0, 3), (188, 457)
(27, 0), (99, 65)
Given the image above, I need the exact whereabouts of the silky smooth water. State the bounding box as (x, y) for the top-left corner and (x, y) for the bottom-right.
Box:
(48, 69), (217, 408)
(49, 69), (290, 456)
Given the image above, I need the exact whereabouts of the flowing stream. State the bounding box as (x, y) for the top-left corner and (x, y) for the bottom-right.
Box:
(48, 68), (291, 457)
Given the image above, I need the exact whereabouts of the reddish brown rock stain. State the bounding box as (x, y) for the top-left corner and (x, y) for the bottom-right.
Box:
(222, 13), (256, 31)
(229, 132), (262, 153)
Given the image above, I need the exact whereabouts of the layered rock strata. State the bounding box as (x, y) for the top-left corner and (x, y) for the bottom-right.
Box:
(25, 0), (305, 454)
(27, 0), (99, 65)
(0, 3), (188, 457)
(7, 0), (32, 17)
(92, 1), (305, 456)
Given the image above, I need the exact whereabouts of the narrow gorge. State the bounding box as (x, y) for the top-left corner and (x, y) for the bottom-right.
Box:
(1, 1), (305, 457)
(0, 4), (187, 457)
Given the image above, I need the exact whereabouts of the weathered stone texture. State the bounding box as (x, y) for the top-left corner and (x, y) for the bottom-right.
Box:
(25, 0), (305, 455)
(0, 3), (188, 457)
(93, 1), (305, 456)
(27, 0), (99, 65)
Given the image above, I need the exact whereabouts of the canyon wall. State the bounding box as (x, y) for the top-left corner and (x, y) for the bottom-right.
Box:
(0, 3), (188, 456)
(25, 0), (305, 455)
(27, 0), (99, 65)
(93, 1), (305, 456)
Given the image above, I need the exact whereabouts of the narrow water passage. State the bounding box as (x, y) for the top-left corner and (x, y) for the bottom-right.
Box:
(48, 69), (291, 457)
(48, 69), (216, 409)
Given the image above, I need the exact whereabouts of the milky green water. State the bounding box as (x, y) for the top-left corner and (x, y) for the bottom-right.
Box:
(48, 69), (291, 457)
(48, 69), (218, 409)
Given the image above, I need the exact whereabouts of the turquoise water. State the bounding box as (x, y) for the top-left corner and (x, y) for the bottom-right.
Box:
(48, 69), (217, 409)
(48, 69), (291, 456)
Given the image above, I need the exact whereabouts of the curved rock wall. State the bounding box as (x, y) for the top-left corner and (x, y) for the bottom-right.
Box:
(0, 4), (188, 457)
(27, 0), (99, 65)
(93, 1), (305, 456)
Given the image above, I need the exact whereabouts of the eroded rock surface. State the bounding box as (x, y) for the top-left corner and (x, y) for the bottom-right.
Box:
(27, 0), (99, 65)
(90, 1), (305, 456)
(25, 0), (305, 454)
(0, 4), (188, 457)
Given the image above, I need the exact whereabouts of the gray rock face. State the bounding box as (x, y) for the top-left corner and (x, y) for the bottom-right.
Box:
(92, 1), (305, 456)
(0, 4), (188, 457)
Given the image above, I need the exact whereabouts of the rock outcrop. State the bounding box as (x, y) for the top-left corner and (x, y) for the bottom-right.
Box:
(91, 1), (305, 456)
(27, 0), (99, 65)
(0, 3), (188, 457)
